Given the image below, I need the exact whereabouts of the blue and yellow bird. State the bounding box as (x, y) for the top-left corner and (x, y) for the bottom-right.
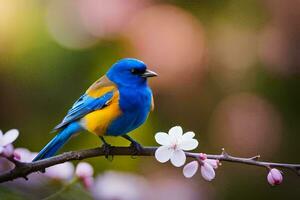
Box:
(33, 58), (157, 161)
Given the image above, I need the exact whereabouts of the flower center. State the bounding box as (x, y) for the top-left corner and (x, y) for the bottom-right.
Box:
(170, 138), (181, 150)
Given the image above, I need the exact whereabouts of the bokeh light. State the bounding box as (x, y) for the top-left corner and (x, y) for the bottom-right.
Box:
(124, 5), (206, 90)
(210, 24), (258, 90)
(259, 0), (300, 76)
(209, 93), (282, 156)
(78, 0), (150, 38)
(46, 0), (98, 49)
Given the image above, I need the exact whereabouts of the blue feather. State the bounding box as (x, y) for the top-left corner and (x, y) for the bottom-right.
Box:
(53, 92), (113, 130)
(106, 86), (152, 136)
(33, 122), (82, 161)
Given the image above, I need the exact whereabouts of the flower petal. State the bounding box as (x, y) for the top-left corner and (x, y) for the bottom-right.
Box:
(183, 161), (199, 178)
(0, 129), (19, 146)
(180, 139), (199, 151)
(182, 131), (195, 140)
(0, 130), (3, 137)
(45, 162), (75, 180)
(267, 172), (275, 186)
(205, 159), (219, 169)
(155, 146), (173, 163)
(170, 149), (186, 167)
(168, 126), (183, 139)
(14, 148), (37, 162)
(0, 146), (4, 154)
(2, 144), (14, 157)
(201, 162), (215, 181)
(76, 162), (94, 178)
(155, 132), (171, 146)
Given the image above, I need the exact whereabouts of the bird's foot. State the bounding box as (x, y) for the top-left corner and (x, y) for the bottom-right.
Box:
(130, 141), (144, 155)
(101, 143), (114, 161)
(100, 136), (114, 161)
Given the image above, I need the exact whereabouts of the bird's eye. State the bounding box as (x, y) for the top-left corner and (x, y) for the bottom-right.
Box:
(131, 68), (145, 75)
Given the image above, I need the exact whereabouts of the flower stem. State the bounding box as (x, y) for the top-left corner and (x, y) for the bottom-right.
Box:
(42, 178), (78, 200)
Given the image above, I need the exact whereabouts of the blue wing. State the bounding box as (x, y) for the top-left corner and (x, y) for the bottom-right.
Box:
(53, 91), (114, 131)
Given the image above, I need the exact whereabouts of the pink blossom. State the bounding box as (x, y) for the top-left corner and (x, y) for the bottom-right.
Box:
(267, 168), (283, 186)
(76, 162), (94, 178)
(183, 161), (199, 178)
(75, 162), (94, 188)
(1, 144), (14, 157)
(204, 159), (219, 169)
(45, 162), (74, 181)
(200, 162), (215, 181)
(199, 153), (207, 160)
(13, 148), (37, 162)
(182, 158), (219, 180)
(8, 148), (46, 185)
(13, 151), (21, 161)
(0, 129), (19, 154)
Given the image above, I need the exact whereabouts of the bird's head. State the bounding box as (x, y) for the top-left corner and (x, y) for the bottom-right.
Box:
(106, 58), (157, 87)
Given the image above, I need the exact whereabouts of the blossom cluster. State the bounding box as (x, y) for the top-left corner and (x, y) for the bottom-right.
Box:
(154, 126), (283, 185)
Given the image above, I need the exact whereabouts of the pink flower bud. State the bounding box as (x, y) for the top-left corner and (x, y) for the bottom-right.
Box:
(267, 168), (283, 186)
(199, 153), (207, 160)
(13, 151), (21, 160)
(200, 162), (216, 181)
(205, 159), (219, 169)
(183, 161), (199, 178)
(75, 162), (94, 179)
(2, 144), (14, 157)
(13, 148), (37, 162)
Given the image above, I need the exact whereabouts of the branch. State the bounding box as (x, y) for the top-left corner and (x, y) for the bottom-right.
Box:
(0, 146), (299, 183)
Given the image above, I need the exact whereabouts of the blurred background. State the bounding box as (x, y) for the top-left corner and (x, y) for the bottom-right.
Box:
(0, 0), (299, 199)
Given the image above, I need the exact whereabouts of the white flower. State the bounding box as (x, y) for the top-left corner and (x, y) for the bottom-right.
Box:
(45, 162), (74, 181)
(155, 126), (198, 167)
(0, 129), (19, 154)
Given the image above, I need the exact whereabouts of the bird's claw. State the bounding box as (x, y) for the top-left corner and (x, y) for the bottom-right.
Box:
(101, 143), (113, 161)
(130, 141), (143, 155)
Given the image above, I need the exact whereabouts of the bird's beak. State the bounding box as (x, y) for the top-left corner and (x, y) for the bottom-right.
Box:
(141, 69), (158, 78)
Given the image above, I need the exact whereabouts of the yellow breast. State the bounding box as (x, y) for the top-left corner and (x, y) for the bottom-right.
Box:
(83, 90), (121, 136)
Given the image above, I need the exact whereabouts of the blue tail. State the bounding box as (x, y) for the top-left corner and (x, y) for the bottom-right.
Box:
(32, 122), (82, 162)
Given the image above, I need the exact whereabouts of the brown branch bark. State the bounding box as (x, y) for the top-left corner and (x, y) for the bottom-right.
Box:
(0, 146), (299, 183)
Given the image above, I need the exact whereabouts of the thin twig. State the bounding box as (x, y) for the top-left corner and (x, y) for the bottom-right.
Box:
(0, 146), (299, 183)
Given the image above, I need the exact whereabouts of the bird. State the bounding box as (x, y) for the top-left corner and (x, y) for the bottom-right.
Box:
(33, 58), (157, 161)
